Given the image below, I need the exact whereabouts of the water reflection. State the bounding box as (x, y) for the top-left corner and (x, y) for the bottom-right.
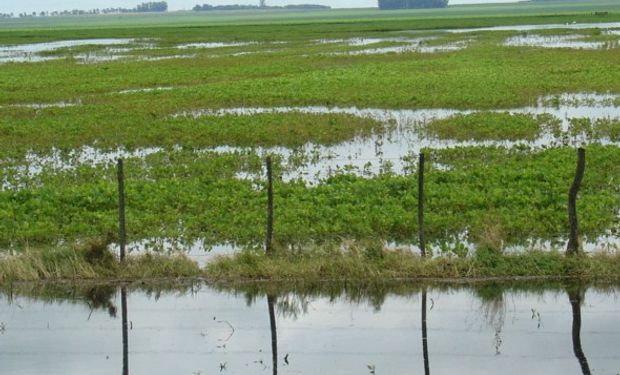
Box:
(268, 295), (278, 375)
(0, 281), (617, 374)
(421, 287), (430, 375)
(568, 287), (591, 375)
(121, 287), (129, 375)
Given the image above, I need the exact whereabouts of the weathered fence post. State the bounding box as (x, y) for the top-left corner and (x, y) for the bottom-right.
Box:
(265, 157), (274, 256)
(418, 153), (426, 257)
(117, 158), (126, 262)
(567, 148), (585, 255)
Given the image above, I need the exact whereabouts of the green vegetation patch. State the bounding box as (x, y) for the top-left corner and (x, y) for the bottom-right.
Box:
(421, 112), (561, 141)
(568, 117), (620, 141)
(169, 112), (386, 147)
(0, 110), (385, 157)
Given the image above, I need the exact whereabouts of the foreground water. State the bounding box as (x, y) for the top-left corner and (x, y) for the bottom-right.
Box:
(0, 282), (617, 375)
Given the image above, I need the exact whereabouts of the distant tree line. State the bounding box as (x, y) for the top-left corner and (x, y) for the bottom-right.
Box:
(378, 0), (448, 10)
(192, 3), (330, 11)
(135, 1), (168, 12)
(9, 2), (168, 18)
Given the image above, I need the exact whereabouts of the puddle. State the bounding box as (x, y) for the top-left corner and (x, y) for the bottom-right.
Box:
(176, 41), (257, 49)
(445, 22), (620, 33)
(117, 87), (174, 94)
(0, 282), (617, 374)
(0, 39), (142, 64)
(108, 239), (237, 267)
(321, 37), (469, 55)
(74, 53), (195, 64)
(503, 34), (611, 49)
(1, 146), (162, 190)
(390, 229), (619, 257)
(0, 38), (195, 64)
(99, 232), (620, 264)
(0, 101), (81, 109)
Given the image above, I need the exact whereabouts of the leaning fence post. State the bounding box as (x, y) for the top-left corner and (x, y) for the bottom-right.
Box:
(418, 153), (426, 257)
(265, 157), (274, 256)
(567, 148), (585, 255)
(117, 158), (126, 262)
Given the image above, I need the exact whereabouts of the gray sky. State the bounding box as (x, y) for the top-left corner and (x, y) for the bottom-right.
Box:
(1, 0), (518, 14)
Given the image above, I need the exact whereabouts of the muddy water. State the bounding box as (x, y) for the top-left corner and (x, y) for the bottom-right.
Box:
(0, 282), (617, 375)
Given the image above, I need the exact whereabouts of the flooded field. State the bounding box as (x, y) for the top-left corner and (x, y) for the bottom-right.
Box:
(1, 7), (620, 258)
(0, 281), (617, 375)
(5, 93), (618, 188)
(1, 21), (620, 65)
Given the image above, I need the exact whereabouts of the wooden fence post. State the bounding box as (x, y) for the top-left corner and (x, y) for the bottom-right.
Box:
(265, 157), (274, 256)
(418, 153), (426, 257)
(117, 158), (126, 262)
(567, 148), (585, 255)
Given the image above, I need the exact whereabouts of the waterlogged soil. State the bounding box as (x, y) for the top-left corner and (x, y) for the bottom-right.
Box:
(0, 282), (617, 375)
(9, 95), (614, 186)
(2, 22), (619, 65)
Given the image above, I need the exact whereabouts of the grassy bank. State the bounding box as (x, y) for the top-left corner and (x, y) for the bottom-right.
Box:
(206, 246), (620, 282)
(2, 242), (619, 283)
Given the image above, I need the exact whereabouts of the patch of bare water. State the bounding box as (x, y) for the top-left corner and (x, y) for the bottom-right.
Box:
(1, 146), (162, 191)
(0, 38), (142, 64)
(108, 239), (237, 267)
(176, 41), (257, 49)
(0, 101), (81, 109)
(503, 34), (612, 49)
(445, 22), (620, 33)
(320, 36), (469, 55)
(117, 87), (174, 94)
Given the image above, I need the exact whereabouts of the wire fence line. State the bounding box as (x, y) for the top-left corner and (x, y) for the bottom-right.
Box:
(109, 147), (608, 258)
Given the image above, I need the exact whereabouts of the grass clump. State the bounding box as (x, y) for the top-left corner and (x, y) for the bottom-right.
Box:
(0, 239), (202, 283)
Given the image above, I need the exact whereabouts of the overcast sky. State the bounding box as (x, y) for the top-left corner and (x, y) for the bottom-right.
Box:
(1, 0), (518, 14)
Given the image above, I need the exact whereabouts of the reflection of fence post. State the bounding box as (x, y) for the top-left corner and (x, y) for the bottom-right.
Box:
(567, 148), (585, 255)
(265, 157), (274, 256)
(568, 288), (591, 375)
(418, 153), (426, 257)
(267, 295), (278, 375)
(421, 288), (430, 375)
(121, 287), (129, 375)
(117, 159), (126, 262)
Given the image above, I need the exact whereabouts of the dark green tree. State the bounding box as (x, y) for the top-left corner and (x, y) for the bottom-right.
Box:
(378, 0), (448, 10)
(135, 1), (168, 12)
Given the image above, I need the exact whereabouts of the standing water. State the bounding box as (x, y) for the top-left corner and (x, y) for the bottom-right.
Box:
(0, 281), (617, 374)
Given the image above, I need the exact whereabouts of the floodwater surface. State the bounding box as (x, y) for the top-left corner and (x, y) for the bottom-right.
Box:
(0, 282), (617, 375)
